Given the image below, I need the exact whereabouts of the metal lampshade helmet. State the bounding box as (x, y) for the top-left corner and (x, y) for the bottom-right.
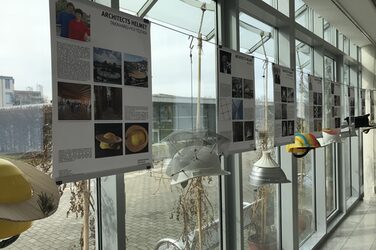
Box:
(167, 146), (230, 186)
(249, 151), (290, 186)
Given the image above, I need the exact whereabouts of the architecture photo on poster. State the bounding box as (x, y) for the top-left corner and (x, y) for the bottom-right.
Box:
(51, 0), (152, 183)
(309, 75), (323, 135)
(330, 81), (341, 128)
(273, 64), (296, 146)
(217, 47), (255, 153)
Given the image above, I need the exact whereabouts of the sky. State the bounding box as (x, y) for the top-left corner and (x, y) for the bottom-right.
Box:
(0, 0), (279, 101)
(0, 0), (218, 101)
(0, 0), (52, 98)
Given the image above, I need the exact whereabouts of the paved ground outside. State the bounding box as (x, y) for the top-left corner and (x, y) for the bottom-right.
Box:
(125, 164), (221, 250)
(7, 189), (85, 250)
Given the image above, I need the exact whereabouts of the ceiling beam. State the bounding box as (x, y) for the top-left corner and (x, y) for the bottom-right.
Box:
(205, 28), (215, 41)
(137, 0), (158, 18)
(330, 0), (376, 46)
(247, 33), (272, 54)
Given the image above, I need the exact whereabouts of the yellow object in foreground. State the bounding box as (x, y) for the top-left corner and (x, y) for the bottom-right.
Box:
(0, 220), (32, 239)
(0, 159), (32, 204)
(286, 133), (320, 158)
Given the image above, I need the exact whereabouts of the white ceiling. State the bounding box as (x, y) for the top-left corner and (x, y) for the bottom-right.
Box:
(304, 0), (376, 47)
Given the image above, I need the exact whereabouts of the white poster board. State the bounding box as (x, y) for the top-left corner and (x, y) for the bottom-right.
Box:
(331, 82), (341, 128)
(308, 75), (323, 136)
(217, 47), (255, 154)
(50, 0), (152, 183)
(273, 64), (296, 146)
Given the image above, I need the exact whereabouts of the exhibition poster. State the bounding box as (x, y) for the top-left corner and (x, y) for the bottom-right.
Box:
(349, 86), (355, 117)
(308, 75), (323, 135)
(330, 81), (341, 129)
(217, 47), (256, 153)
(50, 0), (152, 182)
(273, 64), (296, 146)
(361, 89), (366, 115)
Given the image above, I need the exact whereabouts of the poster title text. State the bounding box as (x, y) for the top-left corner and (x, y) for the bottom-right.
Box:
(101, 11), (147, 30)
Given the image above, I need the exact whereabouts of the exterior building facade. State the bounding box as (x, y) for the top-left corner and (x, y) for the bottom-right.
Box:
(0, 76), (15, 107)
(14, 90), (45, 105)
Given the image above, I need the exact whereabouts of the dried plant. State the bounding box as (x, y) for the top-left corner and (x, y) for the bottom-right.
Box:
(255, 129), (272, 161)
(170, 177), (215, 249)
(17, 104), (94, 248)
(249, 184), (276, 245)
(37, 192), (56, 216)
(66, 181), (93, 218)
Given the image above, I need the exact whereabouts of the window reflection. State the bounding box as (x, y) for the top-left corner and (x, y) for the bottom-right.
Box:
(0, 1), (93, 248)
(323, 20), (336, 46)
(296, 40), (315, 244)
(324, 56), (338, 218)
(240, 13), (279, 250)
(295, 0), (310, 30)
(126, 22), (220, 249)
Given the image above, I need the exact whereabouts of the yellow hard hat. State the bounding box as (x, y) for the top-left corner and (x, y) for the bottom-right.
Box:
(0, 158), (60, 243)
(286, 133), (320, 158)
(0, 219), (32, 239)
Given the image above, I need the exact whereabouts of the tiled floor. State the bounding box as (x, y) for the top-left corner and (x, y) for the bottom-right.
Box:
(319, 196), (376, 250)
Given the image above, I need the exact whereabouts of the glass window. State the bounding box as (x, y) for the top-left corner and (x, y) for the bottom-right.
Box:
(240, 13), (279, 250)
(350, 43), (357, 60)
(239, 13), (276, 61)
(147, 0), (215, 40)
(296, 41), (312, 73)
(0, 1), (97, 249)
(295, 41), (315, 244)
(5, 79), (11, 89)
(343, 35), (350, 55)
(295, 0), (311, 30)
(338, 32), (344, 52)
(323, 19), (336, 47)
(313, 11), (323, 38)
(125, 22), (220, 249)
(120, 0), (148, 14)
(262, 0), (289, 17)
(324, 56), (338, 218)
(342, 64), (352, 201)
(93, 0), (111, 7)
(5, 92), (13, 104)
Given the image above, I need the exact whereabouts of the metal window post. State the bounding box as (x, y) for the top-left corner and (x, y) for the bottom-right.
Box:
(216, 0), (243, 249)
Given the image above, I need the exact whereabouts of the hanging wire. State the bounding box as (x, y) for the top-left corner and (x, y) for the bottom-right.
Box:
(189, 35), (195, 130)
(296, 48), (306, 132)
(260, 31), (269, 133)
(195, 4), (206, 130)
